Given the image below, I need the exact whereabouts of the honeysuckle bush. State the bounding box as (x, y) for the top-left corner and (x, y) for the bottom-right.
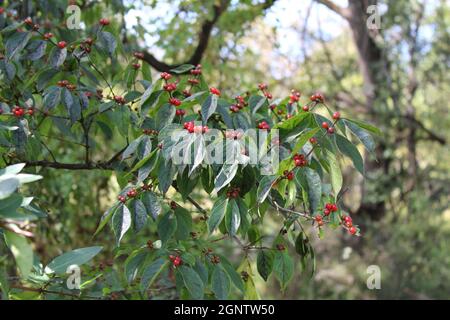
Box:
(0, 12), (380, 300)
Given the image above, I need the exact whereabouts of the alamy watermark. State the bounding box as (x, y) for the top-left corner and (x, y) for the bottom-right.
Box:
(367, 5), (381, 30)
(366, 265), (381, 290)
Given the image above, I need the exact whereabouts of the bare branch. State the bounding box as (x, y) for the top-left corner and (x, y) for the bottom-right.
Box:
(315, 0), (350, 19)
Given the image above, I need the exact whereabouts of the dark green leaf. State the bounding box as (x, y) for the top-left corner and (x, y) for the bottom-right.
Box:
(208, 197), (229, 234)
(211, 266), (231, 300)
(257, 250), (274, 281)
(335, 134), (364, 175)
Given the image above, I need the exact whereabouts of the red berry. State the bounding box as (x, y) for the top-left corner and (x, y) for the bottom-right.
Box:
(269, 104), (276, 111)
(57, 41), (66, 49)
(210, 87), (220, 96)
(0, 8), (4, 14)
(169, 97), (181, 106)
(132, 63), (140, 70)
(99, 18), (110, 26)
(343, 216), (352, 224)
(258, 83), (268, 90)
(327, 127), (335, 134)
(43, 32), (53, 40)
(118, 195), (126, 203)
(264, 92), (272, 99)
(160, 72), (172, 80)
(309, 137), (317, 144)
(170, 201), (177, 210)
(325, 203), (333, 210)
(332, 111), (341, 120)
(321, 122), (329, 129)
(126, 188), (137, 198)
(323, 209), (331, 216)
(286, 171), (294, 181)
(302, 105), (309, 112)
(175, 109), (185, 116)
(315, 215), (323, 222)
(24, 17), (33, 25)
(27, 108), (34, 116)
(331, 204), (338, 212)
(349, 226), (357, 235)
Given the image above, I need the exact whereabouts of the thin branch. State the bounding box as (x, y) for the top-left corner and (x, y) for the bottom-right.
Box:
(314, 0), (350, 19)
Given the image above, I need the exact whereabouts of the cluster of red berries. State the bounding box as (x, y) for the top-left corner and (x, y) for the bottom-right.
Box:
(209, 87), (220, 96)
(226, 187), (240, 198)
(142, 129), (158, 135)
(23, 17), (39, 31)
(163, 82), (177, 92)
(283, 170), (294, 181)
(114, 96), (126, 105)
(117, 188), (138, 203)
(310, 92), (324, 103)
(169, 97), (181, 106)
(99, 18), (110, 26)
(160, 72), (172, 80)
(293, 153), (308, 167)
(43, 32), (53, 40)
(169, 255), (182, 267)
(289, 90), (301, 104)
(342, 215), (357, 235)
(11, 106), (26, 117)
(190, 64), (202, 76)
(57, 41), (67, 49)
(323, 202), (338, 216)
(57, 80), (76, 91)
(315, 214), (324, 227)
(258, 83), (272, 100)
(183, 121), (208, 134)
(321, 121), (335, 134)
(258, 121), (270, 130)
(175, 109), (186, 116)
(187, 78), (199, 86)
(229, 95), (247, 113)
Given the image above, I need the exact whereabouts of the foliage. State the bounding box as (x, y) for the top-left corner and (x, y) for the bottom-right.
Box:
(0, 2), (380, 300)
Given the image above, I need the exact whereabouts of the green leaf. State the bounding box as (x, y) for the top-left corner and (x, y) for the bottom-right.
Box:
(98, 31), (116, 56)
(201, 94), (218, 125)
(131, 199), (148, 232)
(249, 95), (267, 114)
(257, 175), (277, 203)
(140, 258), (168, 292)
(0, 60), (16, 82)
(158, 211), (177, 245)
(170, 64), (195, 74)
(257, 250), (274, 281)
(211, 266), (231, 300)
(346, 119), (381, 135)
(4, 231), (33, 278)
(291, 128), (320, 155)
(121, 136), (143, 160)
(6, 31), (31, 59)
(214, 163), (238, 192)
(158, 160), (176, 194)
(273, 251), (294, 291)
(179, 266), (204, 300)
(304, 168), (322, 213)
(46, 246), (102, 275)
(141, 191), (161, 220)
(62, 88), (80, 123)
(125, 250), (147, 283)
(94, 204), (118, 237)
(335, 134), (364, 175)
(43, 86), (62, 111)
(343, 119), (376, 154)
(325, 149), (343, 197)
(0, 177), (19, 200)
(208, 197), (229, 234)
(26, 40), (47, 61)
(156, 103), (176, 130)
(112, 204), (132, 245)
(224, 199), (240, 236)
(219, 258), (245, 293)
(50, 47), (67, 68)
(174, 207), (192, 240)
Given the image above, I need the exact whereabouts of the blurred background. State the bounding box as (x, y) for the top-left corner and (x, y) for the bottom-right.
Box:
(18, 0), (450, 299)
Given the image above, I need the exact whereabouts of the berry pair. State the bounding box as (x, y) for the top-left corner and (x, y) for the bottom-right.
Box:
(293, 153), (307, 167)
